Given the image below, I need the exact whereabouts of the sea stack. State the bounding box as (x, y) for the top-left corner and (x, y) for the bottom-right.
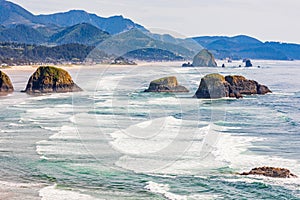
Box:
(23, 66), (82, 94)
(145, 76), (189, 92)
(194, 73), (271, 99)
(0, 70), (14, 94)
(245, 59), (253, 67)
(192, 49), (217, 67)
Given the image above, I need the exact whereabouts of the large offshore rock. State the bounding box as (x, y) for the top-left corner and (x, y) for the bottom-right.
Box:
(23, 66), (82, 94)
(0, 70), (14, 94)
(192, 49), (217, 67)
(194, 73), (271, 99)
(193, 73), (232, 98)
(145, 76), (189, 92)
(240, 167), (297, 178)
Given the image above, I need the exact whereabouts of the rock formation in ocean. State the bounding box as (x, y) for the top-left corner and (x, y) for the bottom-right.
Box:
(192, 49), (217, 67)
(194, 73), (271, 99)
(182, 62), (193, 67)
(0, 70), (14, 94)
(144, 76), (189, 92)
(245, 59), (253, 67)
(240, 167), (297, 178)
(23, 66), (82, 94)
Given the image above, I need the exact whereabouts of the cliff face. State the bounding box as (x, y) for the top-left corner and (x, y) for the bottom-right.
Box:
(145, 76), (189, 93)
(192, 49), (217, 67)
(0, 70), (14, 94)
(194, 73), (271, 99)
(24, 66), (82, 94)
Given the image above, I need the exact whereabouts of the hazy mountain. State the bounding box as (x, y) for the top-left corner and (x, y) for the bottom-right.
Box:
(2, 0), (300, 61)
(96, 29), (194, 59)
(265, 42), (300, 60)
(0, 0), (40, 26)
(0, 1), (146, 35)
(192, 35), (298, 60)
(193, 35), (262, 47)
(149, 33), (202, 53)
(37, 10), (146, 35)
(49, 23), (110, 45)
(0, 1), (200, 56)
(0, 24), (47, 44)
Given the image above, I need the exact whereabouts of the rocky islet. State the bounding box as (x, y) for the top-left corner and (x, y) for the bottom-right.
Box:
(194, 73), (272, 99)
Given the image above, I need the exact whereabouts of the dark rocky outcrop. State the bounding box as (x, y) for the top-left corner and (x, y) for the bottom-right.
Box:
(192, 49), (217, 67)
(23, 66), (82, 94)
(193, 74), (232, 98)
(182, 62), (193, 67)
(240, 167), (297, 178)
(194, 73), (271, 99)
(0, 70), (14, 94)
(145, 76), (189, 93)
(245, 59), (253, 67)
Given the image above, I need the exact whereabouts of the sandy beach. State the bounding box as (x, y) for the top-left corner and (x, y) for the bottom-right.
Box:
(0, 181), (44, 200)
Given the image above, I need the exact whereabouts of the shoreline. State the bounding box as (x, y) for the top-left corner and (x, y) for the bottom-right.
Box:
(2, 59), (300, 72)
(0, 180), (45, 200)
(0, 61), (186, 72)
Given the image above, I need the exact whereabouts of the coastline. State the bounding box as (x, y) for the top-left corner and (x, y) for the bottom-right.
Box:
(0, 61), (186, 72)
(2, 59), (300, 72)
(0, 180), (44, 200)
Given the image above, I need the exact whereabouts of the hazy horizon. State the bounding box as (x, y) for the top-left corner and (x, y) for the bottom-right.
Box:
(8, 0), (300, 44)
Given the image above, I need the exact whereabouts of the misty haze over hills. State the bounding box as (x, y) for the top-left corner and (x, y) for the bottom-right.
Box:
(1, 0), (300, 62)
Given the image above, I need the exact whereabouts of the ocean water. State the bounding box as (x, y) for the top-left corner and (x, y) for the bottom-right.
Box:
(0, 61), (300, 199)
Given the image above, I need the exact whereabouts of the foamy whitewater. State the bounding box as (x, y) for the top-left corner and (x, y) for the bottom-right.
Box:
(0, 61), (300, 199)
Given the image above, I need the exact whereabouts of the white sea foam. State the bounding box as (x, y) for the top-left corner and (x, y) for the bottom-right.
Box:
(110, 116), (206, 155)
(36, 136), (90, 159)
(39, 184), (101, 200)
(212, 133), (300, 175)
(213, 134), (300, 192)
(112, 117), (232, 174)
(0, 180), (41, 188)
(113, 117), (300, 179)
(145, 181), (218, 200)
(145, 181), (187, 200)
(49, 125), (79, 140)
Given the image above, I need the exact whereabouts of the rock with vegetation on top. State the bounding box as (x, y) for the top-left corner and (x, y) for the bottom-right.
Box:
(192, 49), (217, 67)
(23, 66), (82, 94)
(240, 167), (297, 178)
(194, 73), (271, 99)
(145, 76), (189, 93)
(193, 73), (232, 98)
(0, 70), (14, 94)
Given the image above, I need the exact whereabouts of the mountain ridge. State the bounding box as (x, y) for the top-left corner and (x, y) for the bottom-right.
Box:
(192, 35), (299, 60)
(0, 0), (146, 34)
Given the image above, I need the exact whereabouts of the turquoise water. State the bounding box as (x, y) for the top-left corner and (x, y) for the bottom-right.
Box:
(0, 61), (300, 199)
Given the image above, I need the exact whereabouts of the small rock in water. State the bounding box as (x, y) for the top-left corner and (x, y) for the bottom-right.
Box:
(145, 76), (189, 93)
(182, 62), (193, 67)
(240, 166), (298, 178)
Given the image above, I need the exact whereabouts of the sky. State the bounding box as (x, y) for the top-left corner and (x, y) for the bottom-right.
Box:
(10, 0), (300, 43)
